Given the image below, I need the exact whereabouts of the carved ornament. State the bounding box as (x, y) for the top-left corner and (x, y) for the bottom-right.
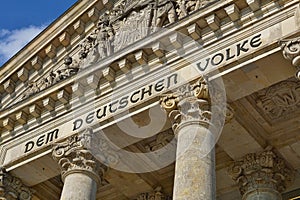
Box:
(0, 168), (33, 200)
(145, 129), (175, 152)
(23, 0), (216, 99)
(22, 56), (80, 99)
(52, 128), (107, 184)
(256, 80), (300, 121)
(228, 149), (294, 196)
(280, 38), (300, 80)
(135, 186), (172, 200)
(160, 76), (212, 131)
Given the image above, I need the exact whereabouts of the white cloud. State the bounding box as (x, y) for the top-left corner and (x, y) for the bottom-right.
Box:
(0, 25), (47, 66)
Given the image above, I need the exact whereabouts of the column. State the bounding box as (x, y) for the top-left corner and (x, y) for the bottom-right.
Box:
(160, 77), (216, 200)
(228, 149), (294, 200)
(0, 168), (33, 200)
(280, 38), (300, 80)
(52, 128), (106, 200)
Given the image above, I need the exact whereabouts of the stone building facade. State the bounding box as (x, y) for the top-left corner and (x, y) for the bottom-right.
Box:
(0, 0), (300, 199)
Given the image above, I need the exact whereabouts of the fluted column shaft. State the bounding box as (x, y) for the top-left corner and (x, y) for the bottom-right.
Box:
(52, 129), (106, 200)
(160, 77), (216, 200)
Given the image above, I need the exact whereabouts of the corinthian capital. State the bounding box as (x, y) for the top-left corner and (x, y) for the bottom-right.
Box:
(160, 77), (211, 131)
(52, 128), (107, 184)
(280, 38), (300, 79)
(228, 149), (294, 197)
(160, 76), (209, 108)
(0, 168), (33, 200)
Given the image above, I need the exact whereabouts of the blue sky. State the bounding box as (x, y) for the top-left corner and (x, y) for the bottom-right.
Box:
(0, 0), (78, 66)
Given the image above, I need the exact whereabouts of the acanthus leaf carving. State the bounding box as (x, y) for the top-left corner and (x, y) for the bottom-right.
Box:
(280, 37), (300, 80)
(228, 149), (294, 196)
(160, 77), (212, 132)
(52, 128), (107, 184)
(0, 168), (33, 200)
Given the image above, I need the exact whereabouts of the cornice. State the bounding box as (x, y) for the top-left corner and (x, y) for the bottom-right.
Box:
(0, 0), (114, 80)
(0, 0), (299, 140)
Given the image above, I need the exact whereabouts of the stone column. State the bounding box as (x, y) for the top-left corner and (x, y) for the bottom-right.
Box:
(52, 128), (107, 200)
(280, 38), (300, 80)
(228, 149), (294, 200)
(160, 77), (217, 200)
(0, 168), (33, 200)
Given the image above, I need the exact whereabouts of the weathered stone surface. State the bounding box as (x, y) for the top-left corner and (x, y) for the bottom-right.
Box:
(160, 76), (216, 200)
(228, 149), (294, 200)
(60, 173), (98, 200)
(0, 168), (33, 200)
(280, 37), (300, 80)
(52, 128), (107, 200)
(173, 124), (215, 200)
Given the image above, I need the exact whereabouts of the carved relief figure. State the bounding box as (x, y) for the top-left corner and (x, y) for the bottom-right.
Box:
(176, 0), (201, 18)
(22, 81), (40, 99)
(113, 0), (154, 51)
(22, 0), (210, 100)
(61, 56), (80, 77)
(78, 34), (98, 67)
(22, 55), (81, 99)
(39, 77), (51, 91)
(155, 0), (177, 27)
(96, 13), (114, 59)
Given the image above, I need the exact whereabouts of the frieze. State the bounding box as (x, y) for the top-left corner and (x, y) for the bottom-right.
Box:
(80, 0), (214, 62)
(22, 56), (80, 99)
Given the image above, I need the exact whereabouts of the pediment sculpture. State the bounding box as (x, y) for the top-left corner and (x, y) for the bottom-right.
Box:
(22, 0), (215, 99)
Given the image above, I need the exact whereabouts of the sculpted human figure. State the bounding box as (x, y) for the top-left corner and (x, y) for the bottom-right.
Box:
(39, 77), (51, 91)
(177, 0), (201, 18)
(22, 81), (40, 98)
(155, 0), (177, 27)
(78, 35), (96, 60)
(77, 33), (99, 67)
(49, 69), (62, 84)
(61, 56), (80, 77)
(96, 13), (114, 59)
(121, 0), (177, 28)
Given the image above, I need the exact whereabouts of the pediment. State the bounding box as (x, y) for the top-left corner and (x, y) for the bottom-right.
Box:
(0, 0), (296, 136)
(1, 0), (218, 111)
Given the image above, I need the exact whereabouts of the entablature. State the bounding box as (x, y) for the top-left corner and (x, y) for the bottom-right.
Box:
(0, 0), (300, 169)
(0, 0), (297, 112)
